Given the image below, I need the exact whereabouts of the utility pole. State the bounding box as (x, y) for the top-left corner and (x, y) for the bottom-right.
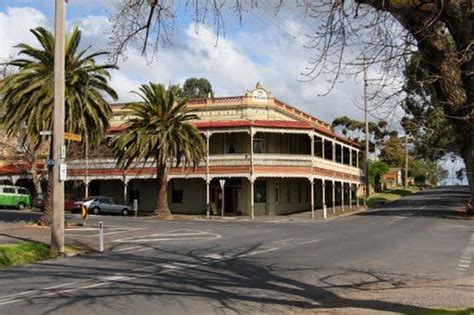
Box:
(404, 133), (408, 189)
(51, 0), (66, 255)
(363, 59), (370, 201)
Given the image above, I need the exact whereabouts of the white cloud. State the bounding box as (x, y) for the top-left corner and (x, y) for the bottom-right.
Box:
(0, 6), (48, 60)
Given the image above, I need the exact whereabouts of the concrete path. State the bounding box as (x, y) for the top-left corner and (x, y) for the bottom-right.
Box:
(0, 186), (472, 314)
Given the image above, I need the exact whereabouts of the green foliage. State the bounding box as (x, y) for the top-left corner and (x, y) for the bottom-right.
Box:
(0, 241), (50, 267)
(332, 116), (392, 153)
(112, 83), (206, 169)
(0, 27), (118, 149)
(379, 135), (405, 168)
(181, 77), (213, 99)
(369, 161), (389, 191)
(410, 159), (447, 186)
(402, 53), (459, 160)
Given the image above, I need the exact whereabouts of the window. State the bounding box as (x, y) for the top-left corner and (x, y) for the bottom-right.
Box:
(17, 188), (29, 195)
(275, 181), (280, 203)
(3, 187), (15, 194)
(254, 180), (266, 203)
(225, 134), (237, 154)
(253, 133), (265, 153)
(172, 180), (183, 204)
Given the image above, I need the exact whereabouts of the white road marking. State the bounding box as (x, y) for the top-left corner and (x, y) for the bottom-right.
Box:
(295, 239), (320, 245)
(457, 233), (474, 273)
(0, 236), (317, 306)
(112, 229), (221, 243)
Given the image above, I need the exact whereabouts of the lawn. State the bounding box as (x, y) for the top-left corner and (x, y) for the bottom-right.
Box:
(0, 241), (85, 268)
(0, 241), (51, 267)
(366, 186), (420, 208)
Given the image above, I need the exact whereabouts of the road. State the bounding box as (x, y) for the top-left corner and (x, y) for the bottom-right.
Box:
(0, 186), (472, 314)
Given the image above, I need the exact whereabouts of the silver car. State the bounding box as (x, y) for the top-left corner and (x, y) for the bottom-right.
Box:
(74, 196), (133, 216)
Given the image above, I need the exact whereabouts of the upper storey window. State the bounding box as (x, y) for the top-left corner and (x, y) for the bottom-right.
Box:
(253, 133), (265, 153)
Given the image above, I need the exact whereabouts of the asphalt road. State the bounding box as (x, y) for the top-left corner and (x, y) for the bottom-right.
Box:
(0, 186), (472, 314)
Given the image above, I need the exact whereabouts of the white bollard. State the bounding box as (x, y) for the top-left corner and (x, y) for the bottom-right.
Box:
(323, 205), (327, 220)
(99, 221), (104, 253)
(133, 199), (138, 217)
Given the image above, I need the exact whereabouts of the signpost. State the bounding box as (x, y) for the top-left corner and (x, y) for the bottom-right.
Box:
(219, 179), (225, 218)
(64, 132), (82, 142)
(81, 205), (88, 226)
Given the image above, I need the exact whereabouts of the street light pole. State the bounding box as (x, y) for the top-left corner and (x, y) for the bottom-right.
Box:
(363, 59), (370, 201)
(51, 0), (66, 255)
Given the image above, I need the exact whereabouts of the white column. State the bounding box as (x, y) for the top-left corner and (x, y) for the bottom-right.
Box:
(84, 180), (89, 199)
(341, 146), (344, 165)
(250, 178), (255, 220)
(332, 141), (336, 162)
(206, 131), (210, 175)
(123, 178), (128, 204)
(206, 180), (210, 219)
(310, 132), (314, 157)
(332, 181), (336, 213)
(310, 179), (314, 219)
(322, 180), (327, 219)
(322, 138), (325, 159)
(349, 183), (353, 209)
(341, 182), (345, 211)
(348, 148), (351, 165)
(356, 184), (360, 208)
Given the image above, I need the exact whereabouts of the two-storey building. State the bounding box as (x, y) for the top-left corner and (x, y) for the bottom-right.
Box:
(61, 83), (364, 217)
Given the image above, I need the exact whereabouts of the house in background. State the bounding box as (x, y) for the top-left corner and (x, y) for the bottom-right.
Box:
(383, 168), (402, 189)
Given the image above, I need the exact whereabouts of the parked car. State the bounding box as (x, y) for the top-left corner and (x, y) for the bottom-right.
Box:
(33, 193), (76, 212)
(73, 196), (132, 216)
(0, 185), (32, 210)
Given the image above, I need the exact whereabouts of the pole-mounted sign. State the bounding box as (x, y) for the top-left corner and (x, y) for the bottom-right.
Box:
(219, 179), (225, 218)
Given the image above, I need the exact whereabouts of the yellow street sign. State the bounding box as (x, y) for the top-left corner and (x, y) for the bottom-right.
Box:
(81, 205), (88, 220)
(65, 132), (82, 142)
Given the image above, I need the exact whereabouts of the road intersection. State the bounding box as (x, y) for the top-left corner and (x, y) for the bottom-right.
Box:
(0, 186), (472, 314)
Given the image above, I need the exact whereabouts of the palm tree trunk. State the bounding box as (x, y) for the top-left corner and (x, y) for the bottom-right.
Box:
(155, 162), (171, 218)
(38, 139), (53, 226)
(30, 159), (42, 194)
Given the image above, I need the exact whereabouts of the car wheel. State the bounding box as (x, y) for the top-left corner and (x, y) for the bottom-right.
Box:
(122, 209), (129, 216)
(18, 202), (25, 210)
(92, 207), (101, 215)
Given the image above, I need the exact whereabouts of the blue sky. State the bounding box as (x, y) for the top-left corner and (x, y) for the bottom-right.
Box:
(0, 0), (467, 183)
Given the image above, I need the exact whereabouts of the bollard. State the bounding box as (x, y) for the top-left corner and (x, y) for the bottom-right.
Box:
(323, 205), (327, 220)
(133, 199), (138, 217)
(99, 221), (104, 253)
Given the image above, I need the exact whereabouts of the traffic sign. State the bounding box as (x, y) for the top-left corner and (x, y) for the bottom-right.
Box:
(45, 159), (55, 166)
(219, 179), (226, 189)
(39, 130), (52, 136)
(64, 132), (82, 142)
(81, 205), (88, 220)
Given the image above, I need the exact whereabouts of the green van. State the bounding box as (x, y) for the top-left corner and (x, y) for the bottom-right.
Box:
(0, 185), (32, 210)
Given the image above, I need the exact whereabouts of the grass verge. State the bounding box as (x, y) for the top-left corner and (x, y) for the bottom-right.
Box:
(366, 186), (420, 208)
(0, 241), (86, 268)
(413, 307), (474, 315)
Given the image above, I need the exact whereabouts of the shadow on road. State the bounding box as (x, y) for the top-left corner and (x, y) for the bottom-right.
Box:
(0, 243), (466, 314)
(359, 186), (472, 220)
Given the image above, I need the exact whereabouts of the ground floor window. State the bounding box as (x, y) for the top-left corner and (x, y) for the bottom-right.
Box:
(171, 180), (183, 204)
(254, 180), (266, 203)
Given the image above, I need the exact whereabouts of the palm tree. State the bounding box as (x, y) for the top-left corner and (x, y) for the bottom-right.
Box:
(0, 27), (118, 224)
(112, 83), (206, 217)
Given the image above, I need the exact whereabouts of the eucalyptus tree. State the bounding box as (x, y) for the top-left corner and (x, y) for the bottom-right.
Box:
(0, 26), (118, 224)
(108, 0), (474, 206)
(112, 83), (206, 217)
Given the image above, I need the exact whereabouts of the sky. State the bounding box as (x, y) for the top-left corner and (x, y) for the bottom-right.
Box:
(0, 0), (467, 184)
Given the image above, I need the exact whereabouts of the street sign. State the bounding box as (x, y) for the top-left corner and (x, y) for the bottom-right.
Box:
(81, 205), (88, 220)
(59, 163), (67, 181)
(39, 130), (52, 136)
(60, 145), (66, 159)
(45, 159), (55, 166)
(219, 179), (225, 189)
(64, 132), (82, 142)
